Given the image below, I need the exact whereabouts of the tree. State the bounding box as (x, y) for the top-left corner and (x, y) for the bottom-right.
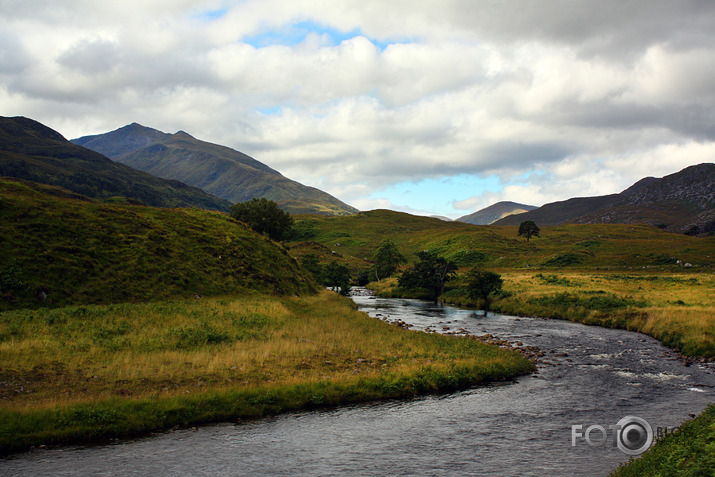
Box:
(323, 260), (352, 295)
(518, 220), (540, 243)
(371, 239), (407, 281)
(464, 268), (503, 316)
(398, 251), (457, 299)
(230, 198), (294, 241)
(300, 253), (324, 283)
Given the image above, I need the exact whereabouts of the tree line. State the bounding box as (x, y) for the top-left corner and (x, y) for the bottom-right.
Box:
(230, 198), (540, 312)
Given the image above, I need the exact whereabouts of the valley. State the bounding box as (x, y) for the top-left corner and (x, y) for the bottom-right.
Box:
(1, 116), (713, 475)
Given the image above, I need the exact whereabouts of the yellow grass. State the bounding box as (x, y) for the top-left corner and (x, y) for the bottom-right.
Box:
(493, 271), (715, 357)
(0, 290), (531, 412)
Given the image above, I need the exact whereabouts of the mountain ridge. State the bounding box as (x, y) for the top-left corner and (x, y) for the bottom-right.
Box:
(0, 116), (232, 211)
(493, 163), (715, 234)
(72, 124), (358, 216)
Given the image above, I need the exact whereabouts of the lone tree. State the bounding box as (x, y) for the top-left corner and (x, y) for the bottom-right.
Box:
(323, 260), (352, 295)
(230, 198), (294, 241)
(518, 220), (541, 243)
(371, 239), (407, 281)
(464, 268), (503, 316)
(398, 251), (457, 299)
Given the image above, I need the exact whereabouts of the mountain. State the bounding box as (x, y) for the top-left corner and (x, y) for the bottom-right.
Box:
(0, 116), (232, 211)
(494, 164), (715, 234)
(493, 194), (621, 226)
(456, 201), (537, 225)
(0, 178), (317, 310)
(72, 123), (358, 216)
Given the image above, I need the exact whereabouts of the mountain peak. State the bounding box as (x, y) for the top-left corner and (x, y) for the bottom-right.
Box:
(73, 123), (359, 216)
(457, 201), (537, 225)
(72, 123), (168, 159)
(0, 116), (67, 145)
(173, 130), (195, 140)
(0, 116), (232, 211)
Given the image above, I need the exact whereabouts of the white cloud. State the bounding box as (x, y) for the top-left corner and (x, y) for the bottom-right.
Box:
(1, 0), (714, 215)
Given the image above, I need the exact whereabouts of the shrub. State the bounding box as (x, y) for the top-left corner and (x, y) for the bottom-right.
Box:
(543, 253), (583, 267)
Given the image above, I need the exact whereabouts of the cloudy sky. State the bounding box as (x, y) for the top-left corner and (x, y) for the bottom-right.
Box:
(2, 0), (715, 217)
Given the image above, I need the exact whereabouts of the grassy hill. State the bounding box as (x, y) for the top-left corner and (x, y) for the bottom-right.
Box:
(0, 178), (317, 311)
(72, 123), (358, 216)
(289, 209), (715, 271)
(0, 117), (232, 212)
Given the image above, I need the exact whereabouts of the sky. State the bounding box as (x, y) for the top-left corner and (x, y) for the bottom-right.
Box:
(2, 0), (715, 218)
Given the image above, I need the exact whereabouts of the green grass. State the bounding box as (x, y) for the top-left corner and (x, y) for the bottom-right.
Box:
(0, 179), (317, 310)
(609, 404), (715, 477)
(289, 209), (714, 271)
(0, 291), (533, 454)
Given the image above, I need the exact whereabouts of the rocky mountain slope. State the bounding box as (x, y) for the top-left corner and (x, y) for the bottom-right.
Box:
(0, 116), (231, 211)
(494, 164), (715, 234)
(72, 123), (358, 216)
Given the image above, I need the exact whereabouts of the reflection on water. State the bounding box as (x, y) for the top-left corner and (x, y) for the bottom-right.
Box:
(2, 289), (713, 476)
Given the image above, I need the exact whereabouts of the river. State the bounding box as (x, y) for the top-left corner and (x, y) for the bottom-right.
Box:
(2, 289), (713, 476)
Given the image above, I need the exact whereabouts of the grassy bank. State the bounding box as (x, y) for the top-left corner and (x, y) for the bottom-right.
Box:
(438, 271), (715, 358)
(609, 403), (715, 476)
(0, 290), (533, 454)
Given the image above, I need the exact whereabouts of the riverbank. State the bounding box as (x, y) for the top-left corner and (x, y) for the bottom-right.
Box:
(372, 271), (715, 359)
(609, 403), (715, 476)
(370, 271), (715, 475)
(0, 290), (533, 454)
(493, 271), (714, 359)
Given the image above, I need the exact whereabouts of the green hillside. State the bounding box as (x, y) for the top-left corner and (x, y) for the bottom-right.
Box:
(0, 117), (232, 212)
(72, 123), (358, 216)
(0, 178), (317, 311)
(289, 209), (715, 271)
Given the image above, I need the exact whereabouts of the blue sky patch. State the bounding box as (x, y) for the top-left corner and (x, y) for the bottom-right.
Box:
(372, 174), (502, 217)
(193, 7), (228, 22)
(256, 106), (283, 116)
(243, 20), (400, 50)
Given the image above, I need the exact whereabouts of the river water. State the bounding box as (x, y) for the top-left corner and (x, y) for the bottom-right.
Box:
(2, 290), (713, 476)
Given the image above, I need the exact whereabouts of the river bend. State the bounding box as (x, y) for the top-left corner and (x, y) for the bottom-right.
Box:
(2, 290), (713, 476)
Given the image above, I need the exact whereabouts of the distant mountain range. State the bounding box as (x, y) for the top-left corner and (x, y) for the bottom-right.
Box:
(0, 116), (231, 211)
(72, 123), (358, 216)
(456, 201), (537, 225)
(493, 163), (715, 234)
